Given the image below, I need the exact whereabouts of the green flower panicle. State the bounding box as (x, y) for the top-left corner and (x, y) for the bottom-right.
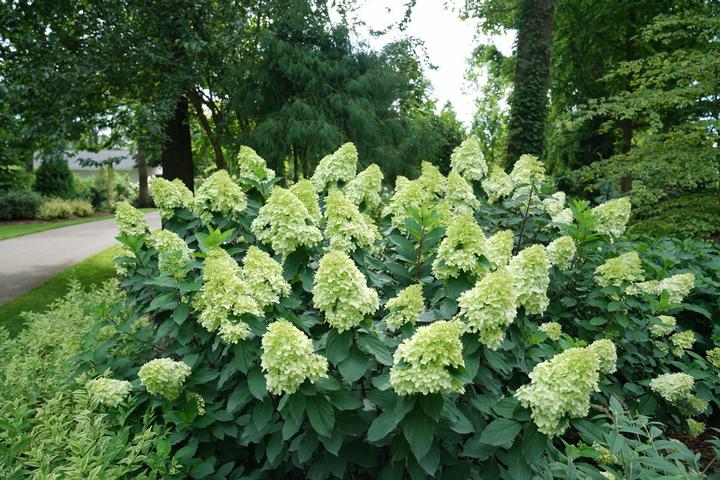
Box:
(482, 165), (513, 204)
(446, 170), (481, 214)
(542, 191), (566, 217)
(510, 154), (546, 189)
(149, 178), (193, 219)
(546, 235), (576, 271)
(193, 170), (247, 220)
(594, 252), (644, 288)
(289, 179), (322, 222)
(344, 163), (383, 212)
(115, 201), (148, 237)
(324, 189), (380, 253)
(240, 246), (290, 310)
(151, 230), (193, 278)
(234, 145), (275, 182)
(670, 330), (695, 357)
(432, 213), (486, 280)
(251, 187), (323, 257)
(687, 418), (706, 438)
(591, 197), (631, 240)
(508, 244), (550, 315)
(456, 268), (517, 350)
(311, 142), (358, 192)
(449, 136), (488, 181)
(261, 319), (328, 395)
(194, 248), (260, 343)
(650, 315), (676, 337)
(390, 320), (465, 395)
(649, 372), (694, 403)
(312, 250), (379, 332)
(484, 230), (514, 269)
(706, 347), (720, 368)
(138, 358), (192, 400)
(539, 322), (562, 341)
(385, 284), (424, 331)
(515, 340), (616, 436)
(86, 378), (133, 407)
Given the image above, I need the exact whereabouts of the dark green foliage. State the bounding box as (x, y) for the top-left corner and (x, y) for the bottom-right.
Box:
(0, 189), (42, 220)
(628, 193), (720, 240)
(0, 164), (34, 193)
(34, 158), (74, 199)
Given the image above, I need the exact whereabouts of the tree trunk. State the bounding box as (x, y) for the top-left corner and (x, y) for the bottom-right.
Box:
(136, 144), (151, 207)
(161, 96), (194, 191)
(619, 12), (635, 194)
(506, 0), (556, 166)
(188, 89), (226, 170)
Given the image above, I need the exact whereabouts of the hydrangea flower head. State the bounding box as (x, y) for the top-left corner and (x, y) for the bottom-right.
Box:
(650, 315), (676, 337)
(432, 213), (486, 280)
(311, 142), (358, 192)
(312, 250), (379, 331)
(539, 322), (562, 341)
(515, 346), (600, 436)
(551, 208), (574, 227)
(251, 187), (322, 257)
(508, 245), (550, 315)
(289, 179), (322, 221)
(656, 273), (695, 304)
(587, 339), (617, 375)
(138, 358), (192, 400)
(594, 252), (644, 288)
(446, 170), (481, 214)
(687, 419), (706, 438)
(385, 284), (424, 331)
(193, 170), (247, 219)
(670, 330), (695, 357)
(324, 189), (380, 252)
(344, 163), (384, 212)
(543, 192), (566, 217)
(510, 154), (546, 189)
(546, 236), (576, 271)
(482, 165), (513, 203)
(591, 197), (631, 239)
(261, 319), (328, 394)
(456, 268), (517, 349)
(706, 347), (720, 368)
(86, 378), (133, 407)
(484, 230), (514, 269)
(234, 145), (275, 182)
(382, 165), (447, 233)
(151, 230), (193, 278)
(449, 136), (488, 181)
(390, 320), (465, 395)
(194, 248), (260, 342)
(150, 178), (193, 219)
(649, 372), (694, 403)
(115, 202), (148, 237)
(241, 246), (290, 309)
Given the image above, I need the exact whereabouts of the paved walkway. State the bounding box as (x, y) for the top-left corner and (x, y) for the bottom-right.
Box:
(0, 212), (161, 303)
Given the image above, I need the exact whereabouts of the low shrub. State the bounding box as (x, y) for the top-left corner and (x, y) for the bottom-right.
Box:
(0, 190), (42, 220)
(34, 157), (75, 199)
(37, 198), (94, 220)
(0, 281), (178, 477)
(75, 141), (719, 478)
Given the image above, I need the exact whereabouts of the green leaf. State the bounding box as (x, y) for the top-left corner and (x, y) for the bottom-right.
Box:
(402, 408), (434, 460)
(147, 292), (177, 312)
(189, 461), (215, 478)
(253, 400), (274, 430)
(338, 348), (368, 383)
(266, 432), (284, 463)
(520, 423), (547, 464)
(478, 418), (522, 447)
(172, 303), (189, 324)
(325, 330), (353, 364)
(357, 332), (393, 366)
(325, 389), (362, 410)
(306, 395), (335, 437)
(247, 367), (267, 400)
(227, 384), (250, 413)
(368, 411), (401, 442)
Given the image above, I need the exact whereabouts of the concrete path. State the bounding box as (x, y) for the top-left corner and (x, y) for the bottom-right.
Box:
(0, 212), (161, 303)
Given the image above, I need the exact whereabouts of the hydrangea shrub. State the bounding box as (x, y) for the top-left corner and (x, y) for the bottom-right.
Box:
(92, 144), (719, 479)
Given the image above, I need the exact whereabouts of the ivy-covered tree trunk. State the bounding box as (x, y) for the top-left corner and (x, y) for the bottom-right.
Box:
(136, 144), (151, 208)
(160, 96), (194, 191)
(506, 0), (556, 165)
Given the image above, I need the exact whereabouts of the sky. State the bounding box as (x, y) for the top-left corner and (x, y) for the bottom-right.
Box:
(343, 0), (515, 127)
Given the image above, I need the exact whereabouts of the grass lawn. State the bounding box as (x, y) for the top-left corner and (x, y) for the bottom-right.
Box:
(0, 208), (155, 240)
(0, 245), (119, 335)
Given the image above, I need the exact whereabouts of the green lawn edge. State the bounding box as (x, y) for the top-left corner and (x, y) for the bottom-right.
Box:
(0, 245), (119, 335)
(0, 208), (155, 241)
